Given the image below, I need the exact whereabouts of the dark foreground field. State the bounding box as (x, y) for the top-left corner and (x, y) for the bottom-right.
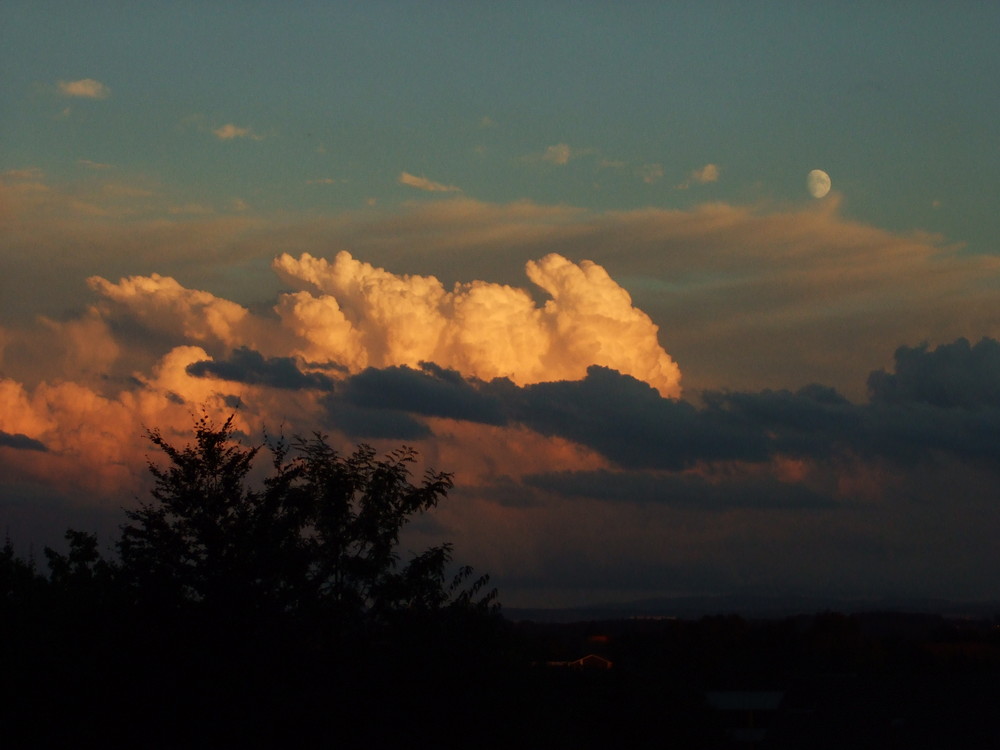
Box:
(4, 602), (1000, 748)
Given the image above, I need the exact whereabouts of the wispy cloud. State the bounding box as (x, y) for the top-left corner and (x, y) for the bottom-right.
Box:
(398, 172), (462, 193)
(78, 159), (113, 170)
(57, 79), (111, 99)
(213, 123), (263, 141)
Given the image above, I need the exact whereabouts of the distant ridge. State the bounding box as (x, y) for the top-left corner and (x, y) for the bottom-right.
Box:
(504, 594), (1000, 623)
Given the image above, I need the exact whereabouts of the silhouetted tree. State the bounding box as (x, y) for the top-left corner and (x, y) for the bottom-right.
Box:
(117, 413), (497, 628)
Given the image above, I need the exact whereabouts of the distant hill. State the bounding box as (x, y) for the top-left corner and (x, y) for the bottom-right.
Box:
(504, 593), (1000, 623)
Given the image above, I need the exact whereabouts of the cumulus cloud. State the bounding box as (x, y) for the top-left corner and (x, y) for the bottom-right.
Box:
(868, 337), (1000, 409)
(213, 124), (262, 140)
(272, 251), (682, 397)
(57, 79), (110, 99)
(87, 273), (262, 351)
(398, 172), (462, 193)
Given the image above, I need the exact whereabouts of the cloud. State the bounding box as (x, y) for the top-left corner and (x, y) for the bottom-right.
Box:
(690, 163), (719, 183)
(0, 431), (47, 452)
(87, 273), (262, 352)
(867, 337), (1000, 409)
(78, 160), (113, 170)
(314, 337), (1000, 474)
(330, 363), (508, 426)
(676, 163), (719, 189)
(57, 79), (110, 99)
(213, 124), (262, 141)
(6, 177), (1000, 402)
(272, 250), (682, 397)
(398, 172), (462, 193)
(11, 179), (1000, 606)
(186, 347), (336, 391)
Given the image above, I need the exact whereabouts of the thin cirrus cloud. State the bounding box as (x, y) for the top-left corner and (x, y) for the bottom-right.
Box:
(57, 78), (110, 99)
(398, 172), (462, 193)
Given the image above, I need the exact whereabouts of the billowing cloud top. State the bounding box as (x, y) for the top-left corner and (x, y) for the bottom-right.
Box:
(271, 251), (682, 397)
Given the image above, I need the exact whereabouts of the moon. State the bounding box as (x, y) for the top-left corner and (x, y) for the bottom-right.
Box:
(807, 169), (831, 198)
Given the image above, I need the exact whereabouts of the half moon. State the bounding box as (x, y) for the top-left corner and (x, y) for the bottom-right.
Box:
(807, 169), (831, 198)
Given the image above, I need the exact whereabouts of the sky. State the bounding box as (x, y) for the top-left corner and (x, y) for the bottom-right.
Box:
(3, 2), (1000, 608)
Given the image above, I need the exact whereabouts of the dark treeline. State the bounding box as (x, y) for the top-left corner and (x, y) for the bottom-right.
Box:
(4, 415), (1000, 747)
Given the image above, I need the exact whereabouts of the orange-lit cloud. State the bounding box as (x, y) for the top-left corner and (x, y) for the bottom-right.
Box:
(88, 273), (262, 350)
(272, 250), (682, 397)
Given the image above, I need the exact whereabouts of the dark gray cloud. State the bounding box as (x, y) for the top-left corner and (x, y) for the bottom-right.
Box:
(513, 366), (770, 469)
(0, 431), (47, 452)
(186, 347), (336, 391)
(868, 337), (1000, 409)
(336, 362), (509, 425)
(319, 337), (1000, 473)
